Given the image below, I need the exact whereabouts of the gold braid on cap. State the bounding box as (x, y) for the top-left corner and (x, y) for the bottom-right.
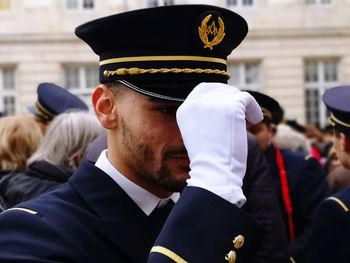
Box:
(35, 101), (54, 121)
(261, 107), (272, 120)
(328, 113), (350, 128)
(103, 67), (231, 79)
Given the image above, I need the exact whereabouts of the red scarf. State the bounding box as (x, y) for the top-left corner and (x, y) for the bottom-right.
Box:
(275, 147), (295, 241)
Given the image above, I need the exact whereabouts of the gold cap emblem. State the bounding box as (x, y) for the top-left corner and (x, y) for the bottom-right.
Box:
(198, 14), (226, 50)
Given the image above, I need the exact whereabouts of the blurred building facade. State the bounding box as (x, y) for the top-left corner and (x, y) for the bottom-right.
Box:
(1, 0), (350, 127)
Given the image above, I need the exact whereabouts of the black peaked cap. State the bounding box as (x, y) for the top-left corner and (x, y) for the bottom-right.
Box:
(75, 5), (248, 101)
(28, 82), (89, 122)
(323, 85), (350, 133)
(245, 90), (282, 125)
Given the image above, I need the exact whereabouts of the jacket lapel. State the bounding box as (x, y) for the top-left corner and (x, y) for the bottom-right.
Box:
(95, 218), (160, 262)
(69, 161), (161, 262)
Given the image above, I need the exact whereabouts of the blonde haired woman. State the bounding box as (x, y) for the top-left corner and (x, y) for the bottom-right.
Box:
(0, 115), (43, 175)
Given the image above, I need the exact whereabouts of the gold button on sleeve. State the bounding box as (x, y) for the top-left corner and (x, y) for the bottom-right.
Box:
(233, 235), (245, 249)
(225, 250), (236, 263)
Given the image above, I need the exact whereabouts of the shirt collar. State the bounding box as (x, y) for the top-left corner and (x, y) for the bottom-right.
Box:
(95, 150), (179, 215)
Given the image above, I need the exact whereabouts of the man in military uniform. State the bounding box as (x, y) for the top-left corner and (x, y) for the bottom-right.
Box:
(82, 132), (290, 262)
(27, 82), (89, 132)
(246, 90), (331, 262)
(304, 85), (350, 262)
(0, 5), (266, 262)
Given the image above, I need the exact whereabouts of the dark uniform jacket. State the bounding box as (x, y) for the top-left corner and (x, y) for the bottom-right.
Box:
(242, 134), (289, 263)
(305, 187), (350, 262)
(0, 170), (11, 211)
(265, 144), (331, 262)
(0, 160), (71, 210)
(0, 161), (266, 262)
(0, 170), (10, 180)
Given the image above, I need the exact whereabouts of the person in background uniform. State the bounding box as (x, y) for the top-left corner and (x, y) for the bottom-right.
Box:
(246, 90), (331, 263)
(0, 5), (267, 263)
(0, 110), (103, 210)
(325, 144), (350, 193)
(304, 86), (350, 262)
(243, 133), (289, 263)
(27, 82), (89, 133)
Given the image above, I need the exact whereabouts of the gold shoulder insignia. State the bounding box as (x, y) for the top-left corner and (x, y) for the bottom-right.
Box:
(198, 14), (225, 50)
(5, 207), (38, 215)
(326, 197), (349, 212)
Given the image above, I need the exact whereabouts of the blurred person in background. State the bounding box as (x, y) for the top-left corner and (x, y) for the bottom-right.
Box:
(0, 115), (43, 211)
(82, 132), (107, 163)
(303, 123), (334, 167)
(27, 82), (89, 133)
(246, 90), (331, 263)
(324, 137), (350, 193)
(305, 85), (350, 262)
(0, 110), (103, 210)
(0, 115), (43, 177)
(273, 121), (311, 156)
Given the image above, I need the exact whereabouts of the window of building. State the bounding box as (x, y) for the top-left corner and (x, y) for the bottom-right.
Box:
(0, 0), (11, 10)
(304, 60), (338, 127)
(64, 65), (99, 109)
(0, 68), (16, 115)
(147, 0), (174, 7)
(66, 0), (94, 10)
(305, 0), (332, 5)
(227, 0), (254, 7)
(228, 63), (260, 91)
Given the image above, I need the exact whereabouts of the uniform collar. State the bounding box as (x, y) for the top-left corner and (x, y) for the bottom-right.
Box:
(95, 150), (179, 215)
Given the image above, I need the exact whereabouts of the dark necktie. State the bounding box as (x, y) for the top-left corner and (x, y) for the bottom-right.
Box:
(149, 200), (175, 228)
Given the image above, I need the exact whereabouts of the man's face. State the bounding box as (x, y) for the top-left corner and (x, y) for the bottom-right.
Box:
(327, 145), (342, 173)
(101, 86), (190, 197)
(332, 130), (350, 170)
(246, 121), (273, 151)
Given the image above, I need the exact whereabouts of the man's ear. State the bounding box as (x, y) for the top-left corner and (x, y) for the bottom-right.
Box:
(340, 133), (350, 152)
(92, 85), (118, 129)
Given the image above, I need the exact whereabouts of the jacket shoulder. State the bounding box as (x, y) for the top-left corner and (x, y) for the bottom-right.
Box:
(326, 188), (350, 212)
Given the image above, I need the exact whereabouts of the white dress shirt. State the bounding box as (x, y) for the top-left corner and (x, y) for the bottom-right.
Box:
(95, 150), (179, 215)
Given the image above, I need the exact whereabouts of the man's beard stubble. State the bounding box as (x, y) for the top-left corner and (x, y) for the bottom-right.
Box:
(120, 119), (188, 192)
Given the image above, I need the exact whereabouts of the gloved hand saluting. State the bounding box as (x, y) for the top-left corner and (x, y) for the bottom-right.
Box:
(176, 83), (263, 207)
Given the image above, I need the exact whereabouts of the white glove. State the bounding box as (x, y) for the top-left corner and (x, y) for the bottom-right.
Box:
(176, 83), (263, 206)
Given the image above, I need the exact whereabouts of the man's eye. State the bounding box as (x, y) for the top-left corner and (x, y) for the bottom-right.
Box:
(159, 107), (177, 115)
